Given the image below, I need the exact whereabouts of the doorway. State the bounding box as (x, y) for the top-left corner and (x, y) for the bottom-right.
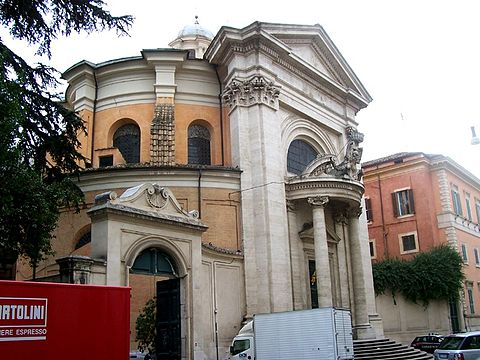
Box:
(156, 278), (181, 360)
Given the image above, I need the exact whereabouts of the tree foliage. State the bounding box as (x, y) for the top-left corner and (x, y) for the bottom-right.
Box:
(0, 1), (133, 271)
(372, 245), (465, 305)
(136, 298), (156, 356)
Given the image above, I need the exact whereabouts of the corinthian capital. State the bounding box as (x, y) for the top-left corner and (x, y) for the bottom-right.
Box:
(222, 75), (280, 110)
(348, 206), (363, 219)
(308, 196), (329, 208)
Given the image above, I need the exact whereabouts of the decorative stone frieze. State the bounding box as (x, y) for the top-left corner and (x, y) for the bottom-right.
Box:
(308, 195), (329, 208)
(223, 75), (280, 110)
(150, 104), (175, 166)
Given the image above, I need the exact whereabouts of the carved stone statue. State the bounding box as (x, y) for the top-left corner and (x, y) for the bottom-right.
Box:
(302, 126), (365, 181)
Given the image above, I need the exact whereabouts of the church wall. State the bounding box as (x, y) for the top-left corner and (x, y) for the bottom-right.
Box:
(198, 251), (245, 360)
(174, 103), (230, 166)
(15, 172), (241, 284)
(92, 103), (155, 165)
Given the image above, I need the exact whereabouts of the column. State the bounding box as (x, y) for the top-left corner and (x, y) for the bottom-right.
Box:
(334, 212), (351, 309)
(308, 196), (332, 308)
(349, 206), (375, 339)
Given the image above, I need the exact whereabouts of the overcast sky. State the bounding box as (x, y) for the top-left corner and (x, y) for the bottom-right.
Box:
(4, 0), (480, 177)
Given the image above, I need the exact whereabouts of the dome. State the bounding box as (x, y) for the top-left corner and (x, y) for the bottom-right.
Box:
(176, 16), (214, 40)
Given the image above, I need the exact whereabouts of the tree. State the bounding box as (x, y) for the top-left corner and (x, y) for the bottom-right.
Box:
(136, 298), (156, 356)
(0, 1), (133, 275)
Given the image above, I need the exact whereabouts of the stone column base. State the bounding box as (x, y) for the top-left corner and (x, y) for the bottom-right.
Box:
(368, 313), (385, 339)
(353, 323), (377, 340)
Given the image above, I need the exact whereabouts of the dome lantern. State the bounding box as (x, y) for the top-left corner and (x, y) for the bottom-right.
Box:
(169, 16), (214, 59)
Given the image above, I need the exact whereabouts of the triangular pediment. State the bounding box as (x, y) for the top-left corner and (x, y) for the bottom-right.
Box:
(206, 22), (372, 108)
(273, 35), (343, 85)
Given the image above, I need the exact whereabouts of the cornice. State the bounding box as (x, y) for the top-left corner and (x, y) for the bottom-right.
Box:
(206, 23), (371, 111)
(285, 177), (364, 205)
(87, 203), (207, 231)
(201, 242), (243, 258)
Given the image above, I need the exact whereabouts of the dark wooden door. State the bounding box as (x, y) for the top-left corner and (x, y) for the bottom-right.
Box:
(156, 278), (181, 360)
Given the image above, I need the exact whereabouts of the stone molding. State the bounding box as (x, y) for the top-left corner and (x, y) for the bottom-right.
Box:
(286, 177), (364, 205)
(223, 75), (280, 110)
(88, 183), (206, 230)
(308, 195), (329, 208)
(436, 169), (453, 212)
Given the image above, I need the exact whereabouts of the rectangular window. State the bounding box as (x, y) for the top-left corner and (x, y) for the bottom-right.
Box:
(462, 243), (469, 263)
(392, 189), (415, 217)
(399, 232), (418, 254)
(467, 284), (475, 314)
(99, 155), (113, 168)
(475, 248), (480, 266)
(475, 199), (480, 224)
(466, 192), (472, 221)
(365, 198), (373, 222)
(452, 185), (463, 216)
(369, 239), (376, 259)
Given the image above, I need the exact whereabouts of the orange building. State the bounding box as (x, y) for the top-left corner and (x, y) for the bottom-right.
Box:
(363, 152), (480, 335)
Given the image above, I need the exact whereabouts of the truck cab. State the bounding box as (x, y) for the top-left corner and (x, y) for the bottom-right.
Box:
(229, 321), (254, 360)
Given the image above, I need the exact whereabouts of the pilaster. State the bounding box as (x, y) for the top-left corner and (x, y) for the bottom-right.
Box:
(286, 200), (307, 309)
(225, 74), (291, 315)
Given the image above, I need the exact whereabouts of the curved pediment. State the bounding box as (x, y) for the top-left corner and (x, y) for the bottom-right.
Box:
(88, 183), (206, 231)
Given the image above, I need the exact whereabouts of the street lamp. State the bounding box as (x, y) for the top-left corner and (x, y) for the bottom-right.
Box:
(471, 126), (480, 145)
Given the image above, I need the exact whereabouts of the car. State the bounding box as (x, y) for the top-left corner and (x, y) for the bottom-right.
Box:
(411, 334), (444, 353)
(129, 350), (151, 359)
(434, 331), (480, 359)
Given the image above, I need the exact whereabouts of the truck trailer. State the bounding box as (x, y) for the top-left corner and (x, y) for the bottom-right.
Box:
(0, 280), (130, 360)
(229, 307), (354, 360)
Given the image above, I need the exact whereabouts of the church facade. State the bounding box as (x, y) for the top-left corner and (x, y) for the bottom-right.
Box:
(18, 21), (383, 359)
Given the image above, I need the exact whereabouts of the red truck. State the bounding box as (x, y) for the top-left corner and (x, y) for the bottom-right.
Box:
(0, 280), (130, 359)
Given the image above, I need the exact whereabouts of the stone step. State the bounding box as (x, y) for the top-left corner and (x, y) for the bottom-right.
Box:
(353, 338), (433, 360)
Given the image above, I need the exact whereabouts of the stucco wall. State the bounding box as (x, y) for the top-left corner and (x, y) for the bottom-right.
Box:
(376, 293), (450, 345)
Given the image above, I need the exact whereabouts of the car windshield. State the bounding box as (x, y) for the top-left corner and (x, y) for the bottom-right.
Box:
(438, 336), (464, 350)
(231, 339), (250, 356)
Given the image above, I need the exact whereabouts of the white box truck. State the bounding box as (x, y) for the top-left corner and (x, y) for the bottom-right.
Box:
(228, 307), (354, 360)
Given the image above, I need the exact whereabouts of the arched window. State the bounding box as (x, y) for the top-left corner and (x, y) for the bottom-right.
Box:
(287, 139), (318, 175)
(75, 231), (91, 250)
(113, 123), (140, 164)
(131, 248), (177, 276)
(188, 124), (211, 165)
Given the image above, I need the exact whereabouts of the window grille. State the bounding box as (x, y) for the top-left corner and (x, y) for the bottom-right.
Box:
(287, 139), (318, 175)
(75, 232), (91, 250)
(131, 248), (177, 276)
(113, 124), (140, 164)
(401, 234), (416, 252)
(188, 124), (211, 165)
